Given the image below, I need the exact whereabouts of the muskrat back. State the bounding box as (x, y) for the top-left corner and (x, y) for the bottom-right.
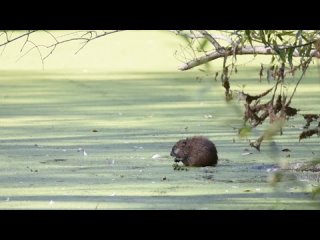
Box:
(170, 136), (218, 167)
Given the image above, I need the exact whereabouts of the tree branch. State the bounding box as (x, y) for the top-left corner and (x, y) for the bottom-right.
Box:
(197, 30), (223, 50)
(0, 30), (38, 48)
(3, 30), (125, 65)
(179, 46), (320, 71)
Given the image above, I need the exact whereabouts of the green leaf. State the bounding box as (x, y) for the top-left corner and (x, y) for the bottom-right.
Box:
(179, 34), (192, 44)
(312, 187), (320, 199)
(282, 31), (295, 36)
(245, 30), (253, 47)
(272, 39), (286, 62)
(305, 44), (312, 57)
(278, 49), (286, 63)
(287, 47), (294, 68)
(277, 34), (283, 41)
(271, 55), (275, 63)
(199, 39), (209, 50)
(239, 125), (252, 138)
(260, 30), (267, 45)
(301, 34), (309, 42)
(267, 32), (271, 42)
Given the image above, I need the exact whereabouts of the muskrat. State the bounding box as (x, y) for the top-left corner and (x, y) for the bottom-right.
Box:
(170, 136), (218, 167)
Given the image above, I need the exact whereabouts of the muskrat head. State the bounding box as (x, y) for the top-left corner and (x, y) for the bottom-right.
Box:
(170, 139), (188, 162)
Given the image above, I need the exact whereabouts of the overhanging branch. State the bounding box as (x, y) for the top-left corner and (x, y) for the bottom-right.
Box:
(3, 30), (125, 64)
(179, 46), (320, 71)
(0, 30), (38, 48)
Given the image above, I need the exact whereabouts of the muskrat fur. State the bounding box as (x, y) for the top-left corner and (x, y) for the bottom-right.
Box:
(170, 136), (218, 167)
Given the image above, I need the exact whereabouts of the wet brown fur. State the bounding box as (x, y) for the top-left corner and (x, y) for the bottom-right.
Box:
(170, 136), (218, 167)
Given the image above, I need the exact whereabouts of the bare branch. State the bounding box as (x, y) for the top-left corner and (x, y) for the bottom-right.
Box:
(1, 31), (15, 56)
(2, 30), (125, 65)
(43, 30), (59, 43)
(0, 30), (38, 48)
(41, 30), (125, 56)
(20, 30), (31, 52)
(24, 40), (44, 69)
(74, 40), (90, 55)
(55, 31), (85, 38)
(179, 45), (320, 71)
(42, 45), (57, 61)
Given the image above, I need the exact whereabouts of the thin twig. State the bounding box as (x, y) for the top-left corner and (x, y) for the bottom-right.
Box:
(11, 30), (124, 64)
(75, 40), (90, 55)
(43, 45), (57, 61)
(26, 40), (44, 70)
(20, 30), (31, 52)
(287, 56), (313, 106)
(198, 30), (223, 51)
(0, 30), (38, 47)
(43, 30), (59, 43)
